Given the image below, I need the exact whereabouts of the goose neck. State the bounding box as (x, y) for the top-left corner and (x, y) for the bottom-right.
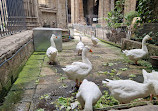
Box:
(50, 38), (56, 48)
(142, 39), (148, 52)
(82, 50), (91, 66)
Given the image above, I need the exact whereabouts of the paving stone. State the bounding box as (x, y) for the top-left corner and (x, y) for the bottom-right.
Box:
(110, 105), (158, 111)
(38, 75), (60, 85)
(18, 66), (41, 78)
(10, 77), (38, 91)
(2, 31), (156, 111)
(3, 89), (34, 105)
(0, 102), (31, 111)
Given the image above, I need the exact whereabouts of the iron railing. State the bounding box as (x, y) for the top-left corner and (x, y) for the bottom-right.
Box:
(0, 0), (26, 37)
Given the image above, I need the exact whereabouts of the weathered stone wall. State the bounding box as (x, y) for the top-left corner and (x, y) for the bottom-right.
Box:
(37, 0), (67, 29)
(121, 38), (158, 56)
(0, 31), (34, 100)
(57, 0), (67, 28)
(136, 23), (158, 36)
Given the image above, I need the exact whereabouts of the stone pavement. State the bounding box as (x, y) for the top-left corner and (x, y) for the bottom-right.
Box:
(0, 31), (157, 111)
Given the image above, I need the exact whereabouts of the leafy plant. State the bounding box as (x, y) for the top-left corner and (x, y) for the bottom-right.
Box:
(105, 0), (125, 28)
(94, 91), (119, 108)
(35, 79), (39, 84)
(129, 74), (136, 78)
(136, 0), (158, 23)
(124, 11), (139, 26)
(58, 76), (67, 82)
(134, 31), (158, 46)
(120, 68), (128, 71)
(39, 94), (50, 100)
(52, 97), (75, 111)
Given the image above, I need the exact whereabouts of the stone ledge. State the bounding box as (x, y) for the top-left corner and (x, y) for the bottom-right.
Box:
(121, 38), (158, 56)
(0, 30), (33, 64)
(0, 30), (34, 103)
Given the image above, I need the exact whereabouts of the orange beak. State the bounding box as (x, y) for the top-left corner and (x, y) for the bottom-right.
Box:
(149, 38), (152, 40)
(56, 36), (58, 38)
(89, 49), (93, 52)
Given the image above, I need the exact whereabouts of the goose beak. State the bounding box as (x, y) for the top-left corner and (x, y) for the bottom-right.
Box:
(56, 36), (58, 38)
(89, 49), (93, 52)
(149, 38), (152, 40)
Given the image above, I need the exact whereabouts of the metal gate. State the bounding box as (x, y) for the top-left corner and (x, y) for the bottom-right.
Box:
(0, 0), (26, 37)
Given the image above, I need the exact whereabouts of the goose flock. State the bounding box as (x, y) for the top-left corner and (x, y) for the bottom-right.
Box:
(47, 30), (157, 111)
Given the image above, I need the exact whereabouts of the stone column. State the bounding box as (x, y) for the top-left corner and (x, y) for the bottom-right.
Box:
(34, 0), (40, 26)
(71, 0), (75, 23)
(87, 0), (94, 25)
(98, 0), (111, 27)
(74, 0), (79, 23)
(57, 0), (67, 28)
(78, 0), (85, 24)
(124, 0), (137, 16)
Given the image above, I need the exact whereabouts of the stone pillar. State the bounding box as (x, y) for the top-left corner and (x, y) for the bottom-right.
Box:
(71, 0), (85, 24)
(71, 0), (75, 23)
(74, 0), (79, 23)
(57, 0), (67, 28)
(124, 0), (137, 16)
(98, 0), (111, 27)
(34, 0), (40, 25)
(78, 0), (85, 24)
(87, 0), (94, 25)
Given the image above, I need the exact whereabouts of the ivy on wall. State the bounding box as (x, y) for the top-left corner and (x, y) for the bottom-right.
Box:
(136, 0), (158, 23)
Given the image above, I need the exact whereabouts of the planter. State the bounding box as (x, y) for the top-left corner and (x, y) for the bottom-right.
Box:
(150, 56), (158, 68)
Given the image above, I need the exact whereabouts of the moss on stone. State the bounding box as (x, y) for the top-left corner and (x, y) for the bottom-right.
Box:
(0, 104), (16, 111)
(18, 67), (41, 78)
(98, 38), (121, 48)
(25, 59), (43, 67)
(3, 90), (24, 105)
(3, 80), (12, 91)
(10, 77), (38, 90)
(29, 55), (45, 60)
(33, 52), (46, 55)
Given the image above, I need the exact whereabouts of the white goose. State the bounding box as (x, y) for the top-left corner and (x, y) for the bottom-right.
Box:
(91, 31), (99, 46)
(46, 34), (58, 65)
(62, 46), (92, 87)
(142, 69), (158, 100)
(76, 79), (102, 111)
(143, 69), (158, 83)
(76, 35), (84, 55)
(102, 79), (155, 103)
(123, 35), (152, 64)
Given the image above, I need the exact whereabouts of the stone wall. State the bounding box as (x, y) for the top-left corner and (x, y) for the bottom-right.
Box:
(37, 0), (67, 29)
(121, 38), (158, 56)
(136, 23), (158, 36)
(0, 31), (34, 101)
